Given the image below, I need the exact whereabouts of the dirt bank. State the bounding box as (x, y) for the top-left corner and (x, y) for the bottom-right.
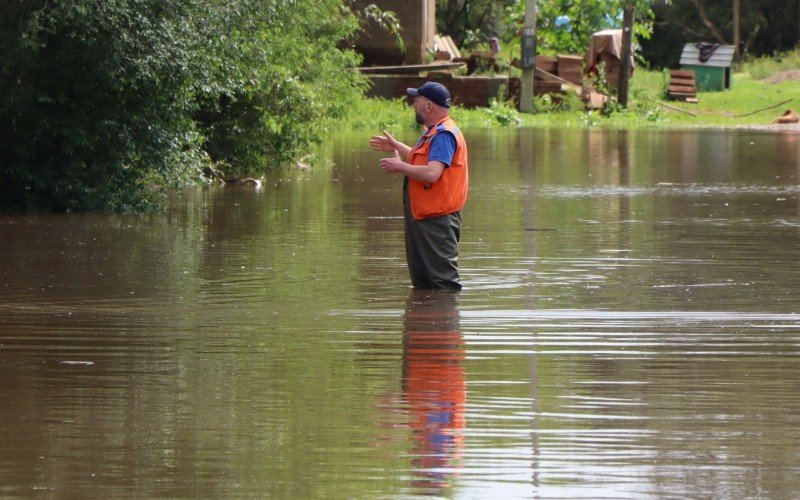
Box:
(764, 69), (800, 84)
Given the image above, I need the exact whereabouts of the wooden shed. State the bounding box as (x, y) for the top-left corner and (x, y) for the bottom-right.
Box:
(679, 44), (735, 92)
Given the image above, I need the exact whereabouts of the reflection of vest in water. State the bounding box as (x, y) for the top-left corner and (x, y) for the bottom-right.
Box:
(407, 117), (469, 221)
(403, 329), (466, 478)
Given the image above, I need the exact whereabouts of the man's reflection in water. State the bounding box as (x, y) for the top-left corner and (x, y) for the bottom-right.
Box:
(402, 289), (465, 493)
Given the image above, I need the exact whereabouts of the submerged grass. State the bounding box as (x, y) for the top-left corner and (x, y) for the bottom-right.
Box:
(342, 50), (800, 133)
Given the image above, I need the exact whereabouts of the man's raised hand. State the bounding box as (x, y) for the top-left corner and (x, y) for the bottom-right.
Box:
(369, 129), (397, 152)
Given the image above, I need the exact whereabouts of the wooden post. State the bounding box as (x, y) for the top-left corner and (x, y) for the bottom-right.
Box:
(618, 6), (634, 108)
(733, 0), (740, 57)
(519, 0), (537, 112)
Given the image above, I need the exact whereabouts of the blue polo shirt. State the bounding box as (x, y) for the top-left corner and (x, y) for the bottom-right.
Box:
(425, 128), (457, 167)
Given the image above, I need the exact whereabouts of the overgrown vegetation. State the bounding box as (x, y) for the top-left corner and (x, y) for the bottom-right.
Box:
(0, 0), (366, 212)
(438, 0), (660, 54)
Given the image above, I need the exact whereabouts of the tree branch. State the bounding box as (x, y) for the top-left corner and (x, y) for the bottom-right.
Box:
(687, 0), (728, 44)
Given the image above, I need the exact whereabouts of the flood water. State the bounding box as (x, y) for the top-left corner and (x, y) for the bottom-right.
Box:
(2, 128), (800, 497)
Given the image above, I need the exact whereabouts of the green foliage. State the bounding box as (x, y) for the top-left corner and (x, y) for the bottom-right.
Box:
(357, 3), (405, 53)
(436, 0), (516, 49)
(343, 97), (417, 131)
(0, 0), (205, 211)
(504, 0), (660, 55)
(531, 91), (584, 114)
(585, 63), (615, 97)
(0, 0), (366, 212)
(436, 0), (660, 55)
(194, 0), (366, 180)
(435, 0), (669, 68)
(476, 99), (523, 126)
(490, 99), (523, 126)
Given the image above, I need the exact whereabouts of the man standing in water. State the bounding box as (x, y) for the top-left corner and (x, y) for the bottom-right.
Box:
(370, 82), (469, 290)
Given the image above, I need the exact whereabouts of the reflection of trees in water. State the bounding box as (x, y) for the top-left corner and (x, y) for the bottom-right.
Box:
(401, 290), (465, 493)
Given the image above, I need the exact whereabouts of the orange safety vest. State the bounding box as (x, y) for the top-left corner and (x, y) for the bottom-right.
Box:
(406, 117), (469, 221)
(404, 329), (466, 465)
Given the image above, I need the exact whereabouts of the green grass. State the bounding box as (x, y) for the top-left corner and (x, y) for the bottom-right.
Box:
(738, 48), (800, 80)
(677, 73), (798, 124)
(341, 51), (800, 133)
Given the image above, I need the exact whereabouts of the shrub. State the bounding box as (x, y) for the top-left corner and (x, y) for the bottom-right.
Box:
(0, 0), (366, 211)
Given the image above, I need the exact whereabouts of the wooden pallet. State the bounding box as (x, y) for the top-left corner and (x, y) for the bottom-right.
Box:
(668, 69), (697, 102)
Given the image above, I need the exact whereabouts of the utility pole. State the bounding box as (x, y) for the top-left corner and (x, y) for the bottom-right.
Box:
(733, 0), (740, 56)
(618, 6), (634, 107)
(519, 0), (537, 112)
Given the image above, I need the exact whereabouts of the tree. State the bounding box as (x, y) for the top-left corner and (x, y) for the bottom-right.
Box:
(436, 0), (517, 49)
(0, 1), (203, 211)
(193, 0), (366, 179)
(435, 0), (661, 59)
(0, 0), (366, 212)
(503, 0), (661, 56)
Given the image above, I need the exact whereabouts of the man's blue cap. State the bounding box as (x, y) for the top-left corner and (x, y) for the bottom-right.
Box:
(407, 81), (452, 108)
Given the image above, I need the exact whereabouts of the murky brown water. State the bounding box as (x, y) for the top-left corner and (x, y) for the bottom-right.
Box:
(2, 128), (800, 497)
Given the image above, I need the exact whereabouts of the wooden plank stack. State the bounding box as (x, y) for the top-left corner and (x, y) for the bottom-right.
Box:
(512, 54), (584, 95)
(432, 35), (462, 60)
(668, 69), (697, 102)
(534, 55), (558, 73)
(556, 55), (584, 85)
